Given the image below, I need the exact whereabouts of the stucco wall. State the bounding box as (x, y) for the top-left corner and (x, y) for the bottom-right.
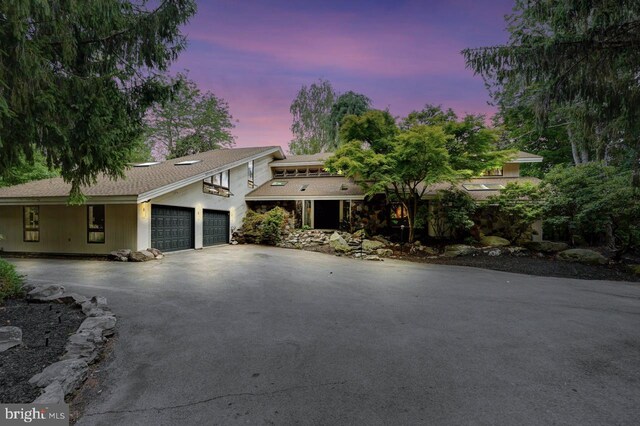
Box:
(0, 204), (137, 254)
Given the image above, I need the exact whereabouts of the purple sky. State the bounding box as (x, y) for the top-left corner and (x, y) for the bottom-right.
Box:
(171, 0), (514, 151)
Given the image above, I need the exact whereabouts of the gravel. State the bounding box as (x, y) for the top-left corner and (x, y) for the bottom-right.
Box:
(0, 299), (84, 403)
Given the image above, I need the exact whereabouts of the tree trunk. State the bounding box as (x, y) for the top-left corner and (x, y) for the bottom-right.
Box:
(569, 129), (582, 165)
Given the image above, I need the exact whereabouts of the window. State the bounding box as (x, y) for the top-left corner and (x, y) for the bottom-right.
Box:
(23, 206), (40, 242)
(390, 203), (408, 226)
(247, 160), (255, 187)
(462, 183), (505, 191)
(87, 205), (105, 243)
(482, 168), (503, 176)
(203, 170), (231, 196)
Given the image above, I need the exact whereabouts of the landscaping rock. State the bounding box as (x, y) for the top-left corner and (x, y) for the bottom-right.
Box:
(128, 250), (155, 262)
(329, 232), (352, 253)
(0, 326), (22, 352)
(376, 248), (394, 257)
(29, 359), (88, 395)
(558, 249), (608, 265)
(78, 315), (117, 337)
(443, 244), (477, 257)
(62, 330), (104, 363)
(524, 241), (569, 253)
(364, 255), (383, 261)
(362, 239), (385, 251)
(109, 251), (128, 261)
(147, 247), (163, 257)
(487, 249), (502, 257)
(480, 236), (511, 247)
(33, 381), (65, 404)
(27, 285), (65, 302)
(371, 235), (391, 246)
(352, 229), (367, 238)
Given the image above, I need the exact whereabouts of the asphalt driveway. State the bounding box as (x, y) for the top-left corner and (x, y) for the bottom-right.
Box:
(10, 245), (640, 425)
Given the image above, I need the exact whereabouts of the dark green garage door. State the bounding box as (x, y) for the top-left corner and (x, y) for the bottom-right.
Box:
(203, 210), (229, 246)
(151, 205), (195, 252)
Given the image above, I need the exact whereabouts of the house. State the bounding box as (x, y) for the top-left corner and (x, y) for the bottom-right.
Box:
(245, 150), (544, 240)
(0, 147), (543, 255)
(0, 146), (284, 254)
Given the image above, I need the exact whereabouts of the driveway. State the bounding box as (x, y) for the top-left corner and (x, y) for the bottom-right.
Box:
(11, 245), (640, 425)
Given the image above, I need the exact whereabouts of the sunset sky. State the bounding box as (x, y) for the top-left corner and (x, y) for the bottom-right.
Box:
(170, 0), (515, 151)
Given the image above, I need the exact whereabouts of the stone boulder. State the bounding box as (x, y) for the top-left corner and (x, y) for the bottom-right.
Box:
(376, 248), (394, 258)
(62, 330), (104, 363)
(27, 285), (65, 302)
(558, 249), (608, 265)
(480, 236), (511, 247)
(29, 359), (88, 395)
(364, 255), (383, 261)
(524, 241), (569, 253)
(78, 315), (117, 337)
(128, 250), (155, 262)
(33, 382), (65, 404)
(109, 248), (131, 261)
(147, 248), (163, 258)
(0, 326), (22, 352)
(371, 235), (391, 246)
(329, 232), (352, 253)
(443, 244), (477, 257)
(362, 239), (385, 251)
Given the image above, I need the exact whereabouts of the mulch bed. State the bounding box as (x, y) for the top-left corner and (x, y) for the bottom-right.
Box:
(0, 299), (85, 403)
(394, 252), (640, 282)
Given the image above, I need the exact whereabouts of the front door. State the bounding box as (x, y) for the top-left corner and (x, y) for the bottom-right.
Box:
(313, 200), (340, 229)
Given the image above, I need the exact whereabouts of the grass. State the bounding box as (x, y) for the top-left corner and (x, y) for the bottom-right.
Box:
(0, 258), (24, 304)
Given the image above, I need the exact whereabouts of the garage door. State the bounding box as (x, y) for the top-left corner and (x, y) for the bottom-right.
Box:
(151, 205), (195, 252)
(203, 210), (229, 246)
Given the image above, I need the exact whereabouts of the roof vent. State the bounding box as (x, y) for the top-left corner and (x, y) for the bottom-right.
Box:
(340, 184), (348, 191)
(175, 160), (202, 166)
(132, 161), (161, 167)
(300, 184), (309, 192)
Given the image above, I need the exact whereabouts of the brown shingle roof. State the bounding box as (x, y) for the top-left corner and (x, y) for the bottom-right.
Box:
(246, 176), (365, 199)
(422, 177), (541, 200)
(0, 147), (283, 200)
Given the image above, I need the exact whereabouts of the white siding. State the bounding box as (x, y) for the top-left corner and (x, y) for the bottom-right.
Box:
(143, 152), (276, 249)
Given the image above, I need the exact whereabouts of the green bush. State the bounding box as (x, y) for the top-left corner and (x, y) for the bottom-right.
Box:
(485, 182), (545, 243)
(543, 163), (640, 254)
(241, 207), (289, 245)
(0, 259), (24, 303)
(425, 188), (477, 240)
(260, 207), (288, 245)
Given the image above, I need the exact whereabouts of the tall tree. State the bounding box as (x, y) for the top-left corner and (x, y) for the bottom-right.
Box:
(327, 91), (372, 150)
(288, 79), (336, 155)
(327, 109), (511, 242)
(462, 0), (640, 185)
(146, 74), (236, 159)
(0, 0), (197, 201)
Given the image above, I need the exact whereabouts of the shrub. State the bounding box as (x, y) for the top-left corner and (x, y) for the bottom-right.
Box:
(426, 188), (477, 240)
(485, 182), (545, 243)
(260, 207), (288, 245)
(543, 163), (640, 254)
(240, 207), (289, 245)
(0, 259), (24, 303)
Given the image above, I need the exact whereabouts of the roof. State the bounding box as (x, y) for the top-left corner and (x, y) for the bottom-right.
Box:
(245, 176), (365, 200)
(422, 177), (542, 200)
(511, 151), (543, 163)
(270, 150), (543, 167)
(0, 146), (284, 203)
(270, 153), (331, 167)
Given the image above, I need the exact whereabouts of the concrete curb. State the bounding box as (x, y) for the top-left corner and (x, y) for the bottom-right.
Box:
(24, 284), (117, 404)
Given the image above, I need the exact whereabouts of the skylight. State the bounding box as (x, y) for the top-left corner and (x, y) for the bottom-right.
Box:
(271, 181), (287, 186)
(175, 160), (201, 166)
(132, 161), (161, 167)
(463, 183), (505, 191)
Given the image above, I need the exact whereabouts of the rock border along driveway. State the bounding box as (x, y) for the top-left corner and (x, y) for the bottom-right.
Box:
(24, 284), (116, 404)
